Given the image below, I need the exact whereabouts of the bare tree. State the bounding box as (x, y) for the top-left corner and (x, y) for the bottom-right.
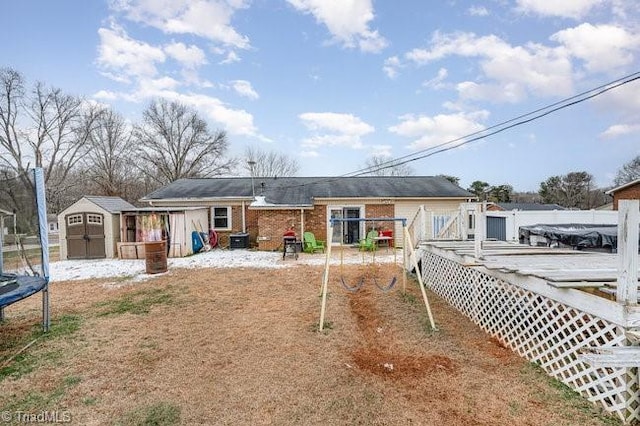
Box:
(0, 67), (100, 215)
(83, 108), (134, 196)
(614, 155), (640, 185)
(361, 155), (414, 176)
(133, 99), (234, 185)
(243, 146), (299, 177)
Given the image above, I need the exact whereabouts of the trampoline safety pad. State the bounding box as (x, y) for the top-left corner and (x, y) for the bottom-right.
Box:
(0, 274), (48, 308)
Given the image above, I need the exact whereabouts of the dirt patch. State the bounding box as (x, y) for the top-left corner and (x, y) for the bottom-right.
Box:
(0, 261), (621, 425)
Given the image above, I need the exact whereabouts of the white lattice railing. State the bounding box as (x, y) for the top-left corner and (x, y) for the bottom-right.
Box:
(421, 250), (640, 424)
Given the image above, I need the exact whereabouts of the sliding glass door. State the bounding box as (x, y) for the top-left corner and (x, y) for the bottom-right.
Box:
(328, 206), (362, 244)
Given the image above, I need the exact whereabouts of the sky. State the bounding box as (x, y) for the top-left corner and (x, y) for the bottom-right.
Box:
(2, 0), (640, 192)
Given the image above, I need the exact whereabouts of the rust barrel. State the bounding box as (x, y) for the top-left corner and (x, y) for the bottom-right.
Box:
(145, 241), (168, 274)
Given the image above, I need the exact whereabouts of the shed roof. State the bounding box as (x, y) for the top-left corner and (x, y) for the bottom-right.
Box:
(142, 176), (475, 205)
(83, 196), (136, 213)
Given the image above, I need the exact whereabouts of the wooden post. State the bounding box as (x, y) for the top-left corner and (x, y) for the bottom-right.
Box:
(460, 203), (468, 241)
(404, 226), (437, 330)
(616, 200), (639, 305)
(319, 222), (334, 331)
(474, 203), (485, 259)
(402, 224), (407, 293)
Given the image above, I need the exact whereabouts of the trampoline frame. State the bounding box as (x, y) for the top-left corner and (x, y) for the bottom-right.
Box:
(0, 168), (50, 331)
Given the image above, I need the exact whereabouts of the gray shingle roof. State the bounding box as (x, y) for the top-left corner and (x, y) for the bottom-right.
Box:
(84, 196), (136, 213)
(142, 176), (475, 205)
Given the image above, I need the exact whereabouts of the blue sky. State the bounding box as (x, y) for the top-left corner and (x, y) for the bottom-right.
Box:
(2, 0), (640, 191)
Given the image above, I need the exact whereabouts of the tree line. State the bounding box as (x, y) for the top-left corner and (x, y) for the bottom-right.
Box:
(463, 160), (640, 209)
(0, 68), (298, 231)
(2, 67), (639, 232)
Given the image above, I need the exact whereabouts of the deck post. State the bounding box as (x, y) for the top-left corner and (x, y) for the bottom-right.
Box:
(460, 203), (468, 241)
(474, 203), (485, 259)
(616, 200), (639, 305)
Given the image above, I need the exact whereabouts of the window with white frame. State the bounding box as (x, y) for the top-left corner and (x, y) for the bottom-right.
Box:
(67, 214), (83, 226)
(211, 207), (231, 230)
(87, 214), (103, 225)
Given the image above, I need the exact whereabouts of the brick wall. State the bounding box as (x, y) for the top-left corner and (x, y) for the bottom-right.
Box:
(364, 204), (395, 233)
(613, 182), (640, 210)
(256, 210), (303, 251)
(248, 203), (395, 251)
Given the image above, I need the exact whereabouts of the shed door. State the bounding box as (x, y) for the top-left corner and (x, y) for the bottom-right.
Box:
(486, 216), (506, 241)
(66, 213), (106, 259)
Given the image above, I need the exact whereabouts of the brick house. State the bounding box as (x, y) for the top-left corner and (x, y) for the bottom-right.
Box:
(605, 178), (640, 210)
(141, 176), (475, 250)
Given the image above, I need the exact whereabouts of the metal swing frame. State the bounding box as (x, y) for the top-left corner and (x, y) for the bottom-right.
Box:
(318, 217), (436, 331)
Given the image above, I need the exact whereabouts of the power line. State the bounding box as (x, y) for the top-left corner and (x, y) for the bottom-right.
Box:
(266, 70), (640, 191)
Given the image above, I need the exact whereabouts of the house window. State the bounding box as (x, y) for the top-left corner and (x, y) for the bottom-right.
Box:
(67, 214), (83, 226)
(49, 222), (56, 232)
(87, 214), (103, 225)
(211, 207), (231, 230)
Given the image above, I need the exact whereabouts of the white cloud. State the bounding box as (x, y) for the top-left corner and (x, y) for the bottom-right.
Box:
(299, 112), (374, 149)
(600, 123), (640, 139)
(515, 0), (605, 19)
(111, 0), (250, 48)
(389, 111), (489, 151)
(468, 6), (489, 16)
(405, 31), (574, 101)
(370, 145), (392, 157)
(220, 50), (241, 64)
(300, 150), (320, 158)
(97, 25), (166, 79)
(383, 56), (401, 79)
(138, 76), (181, 92)
(93, 90), (119, 100)
(164, 42), (207, 68)
(165, 91), (265, 138)
(551, 23), (640, 73)
(231, 80), (259, 100)
(287, 0), (388, 53)
(422, 68), (449, 90)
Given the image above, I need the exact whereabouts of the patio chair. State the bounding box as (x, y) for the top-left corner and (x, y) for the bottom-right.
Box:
(303, 232), (325, 253)
(359, 229), (379, 251)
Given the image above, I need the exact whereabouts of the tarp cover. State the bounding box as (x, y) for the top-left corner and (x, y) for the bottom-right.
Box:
(518, 223), (640, 250)
(0, 274), (47, 308)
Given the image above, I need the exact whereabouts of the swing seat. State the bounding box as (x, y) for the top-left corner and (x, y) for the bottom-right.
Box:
(359, 230), (379, 251)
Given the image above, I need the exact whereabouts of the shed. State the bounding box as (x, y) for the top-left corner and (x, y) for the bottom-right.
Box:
(58, 196), (136, 260)
(117, 206), (209, 258)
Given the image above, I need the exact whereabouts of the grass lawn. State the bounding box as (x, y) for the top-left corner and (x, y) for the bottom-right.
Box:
(0, 262), (623, 425)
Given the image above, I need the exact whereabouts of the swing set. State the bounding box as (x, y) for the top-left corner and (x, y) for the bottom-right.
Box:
(318, 217), (436, 331)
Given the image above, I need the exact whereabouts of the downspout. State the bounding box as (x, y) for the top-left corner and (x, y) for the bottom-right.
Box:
(242, 200), (246, 233)
(300, 208), (305, 240)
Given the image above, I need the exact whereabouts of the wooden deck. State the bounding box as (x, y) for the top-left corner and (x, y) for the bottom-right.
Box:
(421, 240), (640, 299)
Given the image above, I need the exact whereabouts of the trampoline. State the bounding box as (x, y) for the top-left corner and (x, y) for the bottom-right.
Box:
(0, 273), (47, 309)
(0, 168), (50, 331)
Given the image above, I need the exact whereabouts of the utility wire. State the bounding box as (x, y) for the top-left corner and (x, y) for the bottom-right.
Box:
(264, 70), (640, 191)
